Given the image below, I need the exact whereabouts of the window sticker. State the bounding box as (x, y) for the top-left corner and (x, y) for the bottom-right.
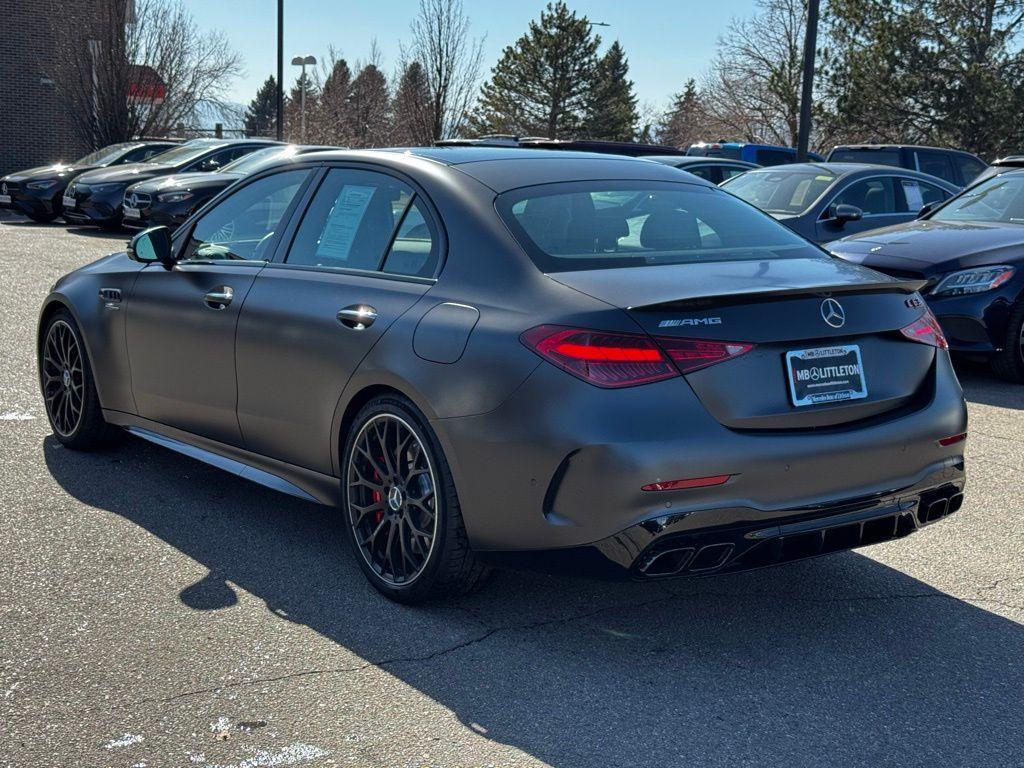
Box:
(316, 184), (376, 261)
(901, 180), (924, 211)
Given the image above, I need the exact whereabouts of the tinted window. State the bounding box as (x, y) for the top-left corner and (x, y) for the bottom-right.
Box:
(724, 170), (835, 215)
(914, 151), (955, 183)
(933, 175), (1024, 224)
(146, 141), (223, 167)
(182, 169), (309, 261)
(497, 182), (822, 272)
(683, 165), (717, 182)
(721, 166), (749, 181)
(74, 143), (135, 165)
(831, 177), (897, 215)
(381, 200), (439, 277)
(828, 148), (902, 166)
(755, 149), (794, 166)
(287, 168), (413, 271)
(953, 155), (986, 185)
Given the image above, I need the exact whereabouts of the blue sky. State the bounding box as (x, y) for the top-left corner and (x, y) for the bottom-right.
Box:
(184, 0), (760, 118)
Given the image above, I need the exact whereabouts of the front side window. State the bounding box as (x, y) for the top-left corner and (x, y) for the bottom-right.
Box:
(497, 181), (822, 273)
(830, 177), (897, 215)
(182, 169), (310, 261)
(721, 166), (749, 181)
(899, 178), (948, 211)
(724, 170), (835, 215)
(933, 175), (1024, 225)
(287, 168), (415, 271)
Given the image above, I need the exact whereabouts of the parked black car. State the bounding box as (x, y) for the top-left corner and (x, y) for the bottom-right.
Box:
(829, 168), (1024, 381)
(968, 154), (1024, 186)
(121, 144), (338, 231)
(646, 155), (759, 184)
(62, 138), (279, 229)
(826, 144), (987, 188)
(721, 163), (959, 243)
(435, 136), (687, 157)
(38, 146), (966, 602)
(0, 141), (178, 223)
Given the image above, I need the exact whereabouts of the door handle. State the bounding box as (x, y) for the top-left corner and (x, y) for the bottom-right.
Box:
(337, 305), (377, 330)
(204, 286), (234, 309)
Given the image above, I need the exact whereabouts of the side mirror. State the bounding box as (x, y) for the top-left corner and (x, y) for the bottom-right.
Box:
(831, 203), (863, 225)
(917, 201), (936, 219)
(127, 226), (175, 268)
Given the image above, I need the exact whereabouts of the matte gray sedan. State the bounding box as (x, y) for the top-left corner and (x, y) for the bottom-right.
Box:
(38, 148), (968, 602)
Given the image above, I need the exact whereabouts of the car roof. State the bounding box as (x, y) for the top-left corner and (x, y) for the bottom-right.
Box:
(646, 155), (758, 167)
(292, 147), (717, 192)
(830, 143), (982, 159)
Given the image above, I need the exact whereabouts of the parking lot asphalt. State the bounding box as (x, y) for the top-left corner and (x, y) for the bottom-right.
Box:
(0, 214), (1021, 768)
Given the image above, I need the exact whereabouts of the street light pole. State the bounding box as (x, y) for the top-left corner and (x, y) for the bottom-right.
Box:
(291, 55), (317, 143)
(796, 0), (820, 162)
(276, 0), (283, 141)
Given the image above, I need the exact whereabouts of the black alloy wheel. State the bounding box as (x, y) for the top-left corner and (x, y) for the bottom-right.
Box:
(342, 396), (488, 602)
(347, 412), (438, 586)
(41, 319), (85, 437)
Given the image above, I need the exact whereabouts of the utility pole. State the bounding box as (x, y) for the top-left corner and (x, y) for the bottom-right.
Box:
(276, 0), (284, 141)
(796, 0), (820, 162)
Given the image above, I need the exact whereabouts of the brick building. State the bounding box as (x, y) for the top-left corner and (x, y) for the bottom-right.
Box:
(0, 1), (123, 175)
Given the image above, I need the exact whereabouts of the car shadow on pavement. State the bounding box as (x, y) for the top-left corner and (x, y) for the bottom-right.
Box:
(44, 435), (1023, 767)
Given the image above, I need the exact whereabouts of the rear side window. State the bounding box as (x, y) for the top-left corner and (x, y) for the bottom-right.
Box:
(828, 148), (902, 167)
(683, 165), (717, 182)
(915, 151), (955, 184)
(721, 166), (749, 181)
(287, 168), (438, 276)
(497, 181), (822, 272)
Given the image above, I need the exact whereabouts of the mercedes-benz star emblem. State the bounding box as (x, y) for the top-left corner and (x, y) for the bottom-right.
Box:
(821, 298), (846, 328)
(387, 485), (404, 512)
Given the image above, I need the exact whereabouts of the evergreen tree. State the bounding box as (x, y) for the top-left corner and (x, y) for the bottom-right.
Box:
(658, 79), (705, 148)
(471, 2), (600, 138)
(391, 60), (433, 146)
(347, 64), (391, 147)
(319, 58), (353, 144)
(284, 72), (320, 141)
(585, 41), (638, 141)
(243, 75), (278, 138)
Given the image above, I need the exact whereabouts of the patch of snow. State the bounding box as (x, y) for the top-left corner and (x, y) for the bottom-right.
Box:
(203, 743), (327, 768)
(104, 733), (144, 749)
(0, 410), (34, 421)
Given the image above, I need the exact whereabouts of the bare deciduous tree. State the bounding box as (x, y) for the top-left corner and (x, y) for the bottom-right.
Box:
(699, 0), (806, 146)
(406, 0), (485, 140)
(53, 0), (243, 148)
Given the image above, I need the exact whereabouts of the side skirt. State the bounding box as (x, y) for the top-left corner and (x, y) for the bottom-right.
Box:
(103, 410), (341, 507)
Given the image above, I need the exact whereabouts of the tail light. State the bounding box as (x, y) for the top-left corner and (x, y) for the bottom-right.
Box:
(520, 325), (754, 388)
(900, 308), (948, 349)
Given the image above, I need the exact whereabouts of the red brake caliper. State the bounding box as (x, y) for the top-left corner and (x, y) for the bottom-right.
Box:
(372, 469), (384, 524)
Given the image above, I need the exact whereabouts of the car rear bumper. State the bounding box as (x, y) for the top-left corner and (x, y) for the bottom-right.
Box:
(435, 351), (968, 555)
(478, 467), (965, 579)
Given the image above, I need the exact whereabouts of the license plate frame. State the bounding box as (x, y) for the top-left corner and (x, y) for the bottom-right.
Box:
(62, 195), (76, 209)
(785, 344), (868, 407)
(0, 194), (11, 205)
(123, 205), (141, 219)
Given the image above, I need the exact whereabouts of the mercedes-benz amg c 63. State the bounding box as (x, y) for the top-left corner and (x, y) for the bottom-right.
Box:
(38, 148), (968, 602)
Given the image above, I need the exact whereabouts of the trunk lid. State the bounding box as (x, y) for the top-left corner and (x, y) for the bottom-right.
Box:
(549, 258), (935, 429)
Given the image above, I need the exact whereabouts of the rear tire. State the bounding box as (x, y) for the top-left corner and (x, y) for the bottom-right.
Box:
(990, 299), (1024, 383)
(341, 395), (489, 603)
(39, 309), (120, 450)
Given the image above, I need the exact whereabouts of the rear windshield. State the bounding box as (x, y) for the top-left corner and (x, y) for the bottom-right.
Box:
(687, 145), (742, 160)
(496, 181), (822, 273)
(722, 169), (835, 215)
(145, 141), (222, 167)
(828, 148), (902, 166)
(933, 174), (1024, 225)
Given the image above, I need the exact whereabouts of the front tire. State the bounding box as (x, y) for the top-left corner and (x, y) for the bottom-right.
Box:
(27, 211), (59, 224)
(39, 309), (120, 449)
(341, 395), (488, 603)
(990, 299), (1024, 383)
